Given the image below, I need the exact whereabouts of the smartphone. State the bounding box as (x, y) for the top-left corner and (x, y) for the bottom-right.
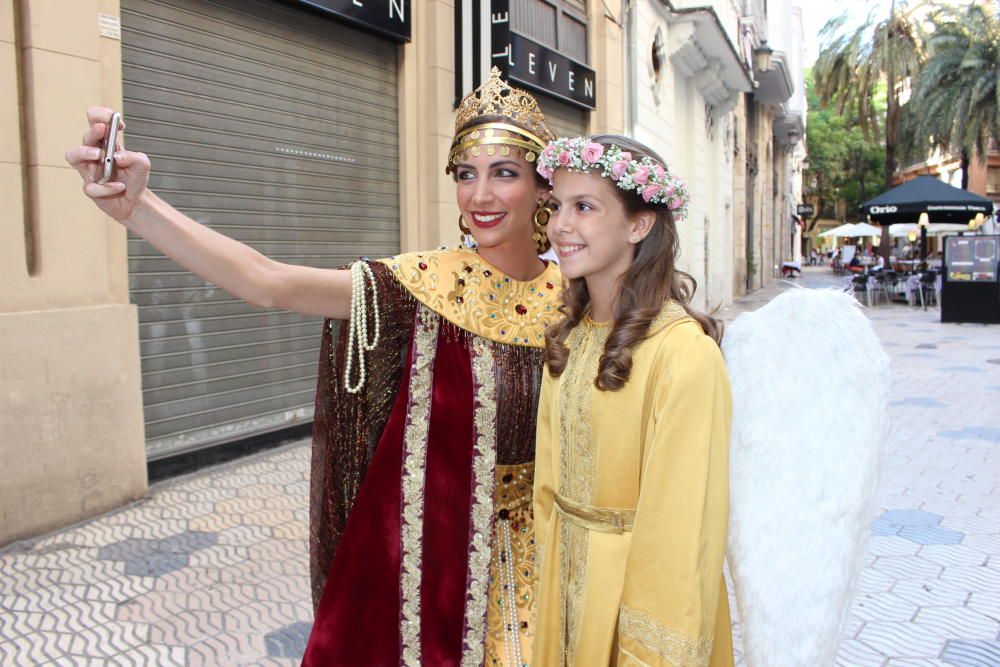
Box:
(97, 112), (122, 185)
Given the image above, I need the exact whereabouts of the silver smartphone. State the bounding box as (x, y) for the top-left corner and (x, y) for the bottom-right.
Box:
(97, 112), (122, 184)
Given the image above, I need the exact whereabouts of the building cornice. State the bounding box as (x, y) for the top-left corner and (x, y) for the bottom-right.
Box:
(659, 2), (754, 116)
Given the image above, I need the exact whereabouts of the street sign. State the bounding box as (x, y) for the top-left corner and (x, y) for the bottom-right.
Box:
(797, 204), (815, 217)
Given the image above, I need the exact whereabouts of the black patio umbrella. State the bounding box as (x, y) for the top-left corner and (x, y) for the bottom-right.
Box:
(859, 175), (994, 224)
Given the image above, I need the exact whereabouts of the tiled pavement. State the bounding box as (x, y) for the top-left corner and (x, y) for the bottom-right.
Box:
(2, 267), (998, 666)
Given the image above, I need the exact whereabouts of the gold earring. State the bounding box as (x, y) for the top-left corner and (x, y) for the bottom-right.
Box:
(532, 206), (552, 253)
(459, 214), (471, 234)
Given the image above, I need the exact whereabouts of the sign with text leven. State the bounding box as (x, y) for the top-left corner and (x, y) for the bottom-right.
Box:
(295, 0), (410, 42)
(503, 32), (596, 110)
(455, 0), (595, 110)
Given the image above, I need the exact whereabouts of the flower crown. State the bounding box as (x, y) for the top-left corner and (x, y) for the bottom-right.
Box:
(536, 137), (689, 220)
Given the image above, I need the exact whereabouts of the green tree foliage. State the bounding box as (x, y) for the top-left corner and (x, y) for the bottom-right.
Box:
(900, 3), (1000, 189)
(803, 70), (886, 230)
(814, 1), (925, 188)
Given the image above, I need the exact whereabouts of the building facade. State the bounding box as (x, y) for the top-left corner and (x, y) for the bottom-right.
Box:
(625, 0), (752, 311)
(732, 0), (806, 294)
(2, 0), (804, 543)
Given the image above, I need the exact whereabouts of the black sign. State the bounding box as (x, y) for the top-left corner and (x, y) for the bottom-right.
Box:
(501, 33), (596, 110)
(454, 0), (595, 110)
(294, 0), (410, 42)
(797, 203), (815, 217)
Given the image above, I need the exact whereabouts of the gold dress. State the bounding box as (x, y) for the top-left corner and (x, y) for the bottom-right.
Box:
(532, 303), (734, 667)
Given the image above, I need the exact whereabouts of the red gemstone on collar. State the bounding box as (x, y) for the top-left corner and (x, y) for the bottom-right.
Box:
(515, 304), (527, 315)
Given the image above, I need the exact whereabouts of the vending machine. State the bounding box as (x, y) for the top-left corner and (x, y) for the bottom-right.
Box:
(941, 234), (1000, 324)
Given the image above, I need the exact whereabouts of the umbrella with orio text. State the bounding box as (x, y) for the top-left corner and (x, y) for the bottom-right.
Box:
(859, 175), (993, 224)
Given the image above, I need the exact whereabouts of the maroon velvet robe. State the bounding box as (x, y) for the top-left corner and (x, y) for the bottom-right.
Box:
(304, 252), (560, 665)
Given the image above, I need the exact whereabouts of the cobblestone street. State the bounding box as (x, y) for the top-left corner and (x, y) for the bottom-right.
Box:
(2, 267), (999, 666)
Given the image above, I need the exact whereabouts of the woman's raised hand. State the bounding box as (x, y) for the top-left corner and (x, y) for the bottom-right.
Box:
(64, 107), (151, 223)
(61, 107), (354, 319)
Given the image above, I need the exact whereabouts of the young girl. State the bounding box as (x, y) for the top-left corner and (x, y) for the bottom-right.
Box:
(532, 136), (734, 666)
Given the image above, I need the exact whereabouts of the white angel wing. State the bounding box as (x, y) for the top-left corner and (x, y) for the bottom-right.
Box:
(722, 288), (891, 666)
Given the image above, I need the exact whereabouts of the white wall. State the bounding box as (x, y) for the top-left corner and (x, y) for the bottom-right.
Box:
(631, 0), (739, 309)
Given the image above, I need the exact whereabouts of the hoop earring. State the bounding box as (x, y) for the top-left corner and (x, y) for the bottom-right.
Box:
(532, 206), (551, 253)
(458, 214), (477, 249)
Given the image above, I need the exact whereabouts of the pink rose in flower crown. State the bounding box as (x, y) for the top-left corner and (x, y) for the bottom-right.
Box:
(619, 151), (632, 161)
(611, 160), (630, 180)
(664, 185), (675, 196)
(641, 184), (662, 202)
(669, 197), (682, 210)
(537, 164), (554, 180)
(581, 142), (605, 164)
(557, 151), (572, 166)
(544, 144), (556, 157)
(633, 165), (651, 185)
(654, 164), (666, 180)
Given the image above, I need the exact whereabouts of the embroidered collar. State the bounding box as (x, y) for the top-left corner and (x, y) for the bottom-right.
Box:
(379, 247), (563, 348)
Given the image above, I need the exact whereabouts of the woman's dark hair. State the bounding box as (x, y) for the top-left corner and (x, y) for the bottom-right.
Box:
(544, 134), (723, 391)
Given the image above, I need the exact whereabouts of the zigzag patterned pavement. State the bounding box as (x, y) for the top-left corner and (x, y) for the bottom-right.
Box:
(0, 446), (311, 666)
(1, 266), (998, 665)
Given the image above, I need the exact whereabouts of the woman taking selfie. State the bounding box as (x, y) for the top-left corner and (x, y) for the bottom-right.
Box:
(66, 69), (561, 666)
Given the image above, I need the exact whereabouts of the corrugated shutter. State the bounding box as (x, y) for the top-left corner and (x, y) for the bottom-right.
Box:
(121, 0), (399, 460)
(536, 95), (588, 137)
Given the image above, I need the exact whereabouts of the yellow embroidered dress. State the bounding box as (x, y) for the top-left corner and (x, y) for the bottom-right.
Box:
(306, 246), (561, 666)
(533, 303), (734, 667)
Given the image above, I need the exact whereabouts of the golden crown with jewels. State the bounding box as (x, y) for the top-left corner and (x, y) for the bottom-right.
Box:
(447, 67), (555, 173)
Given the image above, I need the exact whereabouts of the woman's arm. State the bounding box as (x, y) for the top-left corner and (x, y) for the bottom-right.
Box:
(66, 107), (352, 319)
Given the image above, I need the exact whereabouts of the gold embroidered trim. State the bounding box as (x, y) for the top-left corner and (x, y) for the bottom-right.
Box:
(618, 605), (714, 667)
(556, 322), (608, 661)
(400, 305), (440, 666)
(647, 300), (691, 337)
(461, 335), (499, 666)
(378, 247), (562, 349)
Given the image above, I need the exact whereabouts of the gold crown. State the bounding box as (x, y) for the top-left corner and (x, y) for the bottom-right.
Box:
(454, 68), (553, 140)
(447, 68), (554, 171)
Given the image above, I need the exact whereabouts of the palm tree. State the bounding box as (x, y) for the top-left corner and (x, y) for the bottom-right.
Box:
(900, 3), (1000, 190)
(814, 0), (925, 190)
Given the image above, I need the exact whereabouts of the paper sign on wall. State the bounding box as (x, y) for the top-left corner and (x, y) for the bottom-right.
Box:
(99, 14), (121, 40)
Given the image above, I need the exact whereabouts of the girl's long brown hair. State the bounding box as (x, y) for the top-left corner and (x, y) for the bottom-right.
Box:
(544, 135), (723, 391)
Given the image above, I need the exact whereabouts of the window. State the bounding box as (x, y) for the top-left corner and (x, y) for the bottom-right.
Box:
(987, 166), (1000, 194)
(652, 28), (664, 85)
(510, 0), (588, 62)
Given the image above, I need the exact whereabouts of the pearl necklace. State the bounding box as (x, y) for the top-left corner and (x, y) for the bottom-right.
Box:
(497, 519), (525, 667)
(343, 260), (381, 394)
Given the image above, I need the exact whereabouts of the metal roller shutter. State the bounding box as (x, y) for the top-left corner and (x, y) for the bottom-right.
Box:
(535, 95), (588, 138)
(121, 0), (399, 460)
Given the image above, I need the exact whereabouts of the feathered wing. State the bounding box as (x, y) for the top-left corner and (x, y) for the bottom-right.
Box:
(721, 289), (891, 666)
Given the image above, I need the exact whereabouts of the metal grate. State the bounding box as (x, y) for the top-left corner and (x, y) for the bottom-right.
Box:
(122, 0), (400, 459)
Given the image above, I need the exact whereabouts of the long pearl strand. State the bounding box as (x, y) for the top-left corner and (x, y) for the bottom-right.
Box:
(498, 520), (525, 667)
(343, 260), (381, 394)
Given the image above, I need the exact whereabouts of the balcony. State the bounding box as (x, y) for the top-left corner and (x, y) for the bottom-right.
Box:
(666, 8), (754, 115)
(754, 49), (794, 107)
